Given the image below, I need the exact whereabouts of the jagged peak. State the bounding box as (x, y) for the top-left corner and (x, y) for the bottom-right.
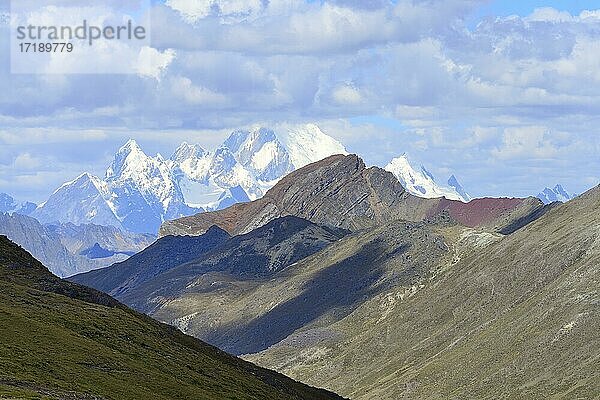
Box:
(214, 146), (235, 158)
(106, 139), (154, 180)
(171, 142), (207, 162)
(222, 130), (250, 153)
(385, 154), (468, 202)
(63, 172), (100, 187)
(119, 139), (144, 154)
(249, 126), (277, 141)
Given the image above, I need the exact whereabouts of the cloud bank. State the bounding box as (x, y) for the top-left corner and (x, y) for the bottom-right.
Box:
(1, 0), (599, 200)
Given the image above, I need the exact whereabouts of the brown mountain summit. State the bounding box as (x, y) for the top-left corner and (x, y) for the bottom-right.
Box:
(160, 154), (547, 237)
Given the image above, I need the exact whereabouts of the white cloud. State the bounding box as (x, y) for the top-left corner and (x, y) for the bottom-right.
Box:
(135, 46), (176, 80)
(169, 76), (229, 106)
(491, 126), (559, 160)
(0, 128), (108, 145)
(165, 0), (266, 22)
(525, 7), (574, 23)
(12, 153), (42, 170)
(332, 84), (362, 105)
(2, 2), (600, 199)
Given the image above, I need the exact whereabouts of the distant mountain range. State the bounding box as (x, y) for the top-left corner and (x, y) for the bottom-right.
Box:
(4, 124), (580, 236)
(537, 184), (576, 204)
(0, 212), (153, 277)
(31, 124), (348, 234)
(159, 154), (547, 238)
(385, 154), (471, 202)
(0, 193), (36, 215)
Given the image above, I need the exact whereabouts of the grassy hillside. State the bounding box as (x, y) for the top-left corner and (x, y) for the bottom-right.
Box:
(248, 186), (600, 399)
(0, 236), (344, 400)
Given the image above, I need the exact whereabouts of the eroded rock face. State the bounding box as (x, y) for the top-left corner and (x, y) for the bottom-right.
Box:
(160, 154), (545, 238)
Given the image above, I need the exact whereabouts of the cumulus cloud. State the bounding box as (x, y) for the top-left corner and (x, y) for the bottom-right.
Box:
(135, 47), (176, 79)
(491, 126), (559, 160)
(332, 84), (362, 105)
(1, 1), (600, 199)
(165, 0), (267, 22)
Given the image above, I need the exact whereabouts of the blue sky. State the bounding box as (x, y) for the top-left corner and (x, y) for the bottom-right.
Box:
(475, 0), (598, 18)
(1, 0), (600, 202)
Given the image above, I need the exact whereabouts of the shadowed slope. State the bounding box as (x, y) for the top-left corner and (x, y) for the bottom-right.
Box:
(247, 186), (600, 399)
(128, 217), (452, 355)
(0, 236), (345, 400)
(70, 226), (230, 297)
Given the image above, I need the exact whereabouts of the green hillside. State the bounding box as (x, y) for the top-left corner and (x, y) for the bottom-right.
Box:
(0, 236), (344, 400)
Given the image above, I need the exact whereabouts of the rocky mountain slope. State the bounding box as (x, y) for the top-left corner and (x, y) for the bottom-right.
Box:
(160, 154), (546, 238)
(246, 185), (600, 399)
(70, 225), (231, 297)
(124, 217), (452, 356)
(72, 216), (349, 317)
(67, 155), (598, 398)
(0, 235), (345, 400)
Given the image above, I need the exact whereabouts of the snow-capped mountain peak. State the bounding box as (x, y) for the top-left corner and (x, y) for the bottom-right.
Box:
(105, 139), (150, 180)
(210, 147), (239, 175)
(0, 192), (37, 216)
(385, 154), (469, 202)
(537, 184), (575, 204)
(221, 127), (294, 182)
(33, 124), (352, 233)
(234, 127), (278, 164)
(448, 175), (471, 202)
(31, 171), (121, 228)
(171, 142), (208, 164)
(278, 123), (348, 169)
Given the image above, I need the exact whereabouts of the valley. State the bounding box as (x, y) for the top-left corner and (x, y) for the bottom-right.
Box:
(68, 154), (598, 398)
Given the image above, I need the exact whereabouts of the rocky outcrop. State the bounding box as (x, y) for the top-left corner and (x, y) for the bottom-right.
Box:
(160, 155), (435, 237)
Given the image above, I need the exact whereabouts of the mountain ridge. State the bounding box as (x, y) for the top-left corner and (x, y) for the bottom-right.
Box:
(245, 184), (600, 399)
(537, 184), (576, 204)
(385, 154), (470, 202)
(0, 235), (346, 399)
(160, 154), (546, 238)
